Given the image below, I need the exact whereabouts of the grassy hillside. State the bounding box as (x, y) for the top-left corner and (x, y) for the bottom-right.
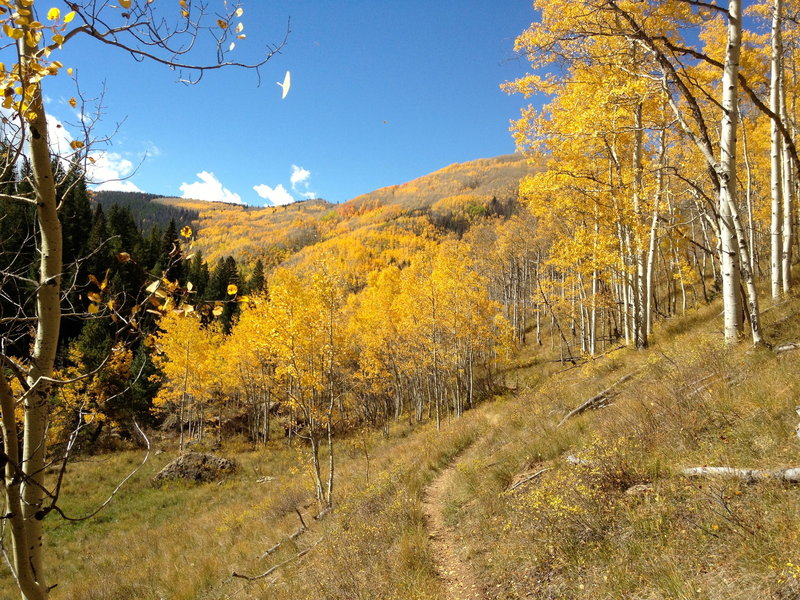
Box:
(155, 154), (534, 265)
(5, 288), (800, 599)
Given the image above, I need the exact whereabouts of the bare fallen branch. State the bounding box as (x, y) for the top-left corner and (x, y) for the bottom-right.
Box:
(234, 540), (320, 582)
(260, 509), (308, 559)
(557, 371), (639, 427)
(682, 466), (800, 484)
(506, 467), (552, 492)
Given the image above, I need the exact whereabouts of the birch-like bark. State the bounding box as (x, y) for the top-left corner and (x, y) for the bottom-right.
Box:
(782, 86), (794, 293)
(646, 126), (666, 337)
(632, 102), (648, 348)
(771, 0), (785, 299)
(719, 0), (745, 343)
(739, 106), (756, 274)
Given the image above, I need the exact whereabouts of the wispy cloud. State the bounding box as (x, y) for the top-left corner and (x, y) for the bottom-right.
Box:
(180, 171), (243, 204)
(40, 114), (142, 191)
(254, 183), (294, 206)
(290, 164), (316, 199)
(90, 152), (142, 192)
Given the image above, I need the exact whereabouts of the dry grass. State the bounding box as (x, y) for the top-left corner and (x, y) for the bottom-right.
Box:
(440, 297), (800, 600)
(4, 296), (800, 599)
(1, 411), (485, 599)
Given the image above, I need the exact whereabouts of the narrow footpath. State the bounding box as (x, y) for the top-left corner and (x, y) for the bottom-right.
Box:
(422, 451), (486, 600)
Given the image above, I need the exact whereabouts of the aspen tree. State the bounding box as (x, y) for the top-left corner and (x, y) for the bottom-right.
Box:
(0, 3), (285, 598)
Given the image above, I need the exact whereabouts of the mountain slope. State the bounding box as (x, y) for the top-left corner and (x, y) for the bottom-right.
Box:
(154, 153), (535, 265)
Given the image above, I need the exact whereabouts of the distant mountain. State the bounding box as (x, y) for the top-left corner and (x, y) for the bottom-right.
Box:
(155, 154), (535, 265)
(92, 190), (199, 233)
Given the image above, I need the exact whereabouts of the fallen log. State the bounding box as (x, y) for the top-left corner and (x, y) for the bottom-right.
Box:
(775, 342), (800, 355)
(682, 466), (800, 484)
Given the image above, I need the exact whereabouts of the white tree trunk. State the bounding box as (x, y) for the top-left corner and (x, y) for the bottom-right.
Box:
(771, 0), (785, 299)
(719, 0), (745, 344)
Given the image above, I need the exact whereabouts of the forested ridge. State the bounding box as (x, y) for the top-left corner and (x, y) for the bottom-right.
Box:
(4, 1), (800, 599)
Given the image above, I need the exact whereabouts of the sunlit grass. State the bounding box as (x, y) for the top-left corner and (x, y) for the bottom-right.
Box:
(4, 293), (800, 599)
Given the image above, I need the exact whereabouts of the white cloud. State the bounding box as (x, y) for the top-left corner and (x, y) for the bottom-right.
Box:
(143, 141), (162, 158)
(95, 179), (142, 192)
(87, 151), (142, 192)
(180, 171), (243, 204)
(46, 114), (75, 158)
(32, 115), (142, 192)
(290, 164), (311, 186)
(254, 183), (294, 206)
(290, 164), (316, 199)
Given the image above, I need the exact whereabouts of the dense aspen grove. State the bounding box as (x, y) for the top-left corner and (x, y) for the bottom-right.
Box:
(506, 0), (800, 348)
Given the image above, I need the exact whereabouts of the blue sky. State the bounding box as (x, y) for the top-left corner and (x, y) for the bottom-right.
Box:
(43, 1), (535, 206)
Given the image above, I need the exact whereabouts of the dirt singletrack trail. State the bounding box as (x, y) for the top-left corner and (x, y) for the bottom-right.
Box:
(422, 436), (491, 600)
(423, 460), (486, 600)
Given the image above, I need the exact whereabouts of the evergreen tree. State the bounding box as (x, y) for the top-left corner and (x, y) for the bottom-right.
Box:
(248, 258), (266, 293)
(85, 205), (113, 279)
(188, 250), (210, 298)
(136, 225), (163, 272)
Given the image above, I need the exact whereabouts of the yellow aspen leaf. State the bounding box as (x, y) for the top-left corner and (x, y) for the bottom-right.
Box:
(68, 97), (77, 108)
(217, 19), (228, 29)
(120, 0), (132, 8)
(227, 284), (238, 296)
(64, 11), (75, 23)
(46, 7), (60, 20)
(235, 22), (243, 33)
(180, 0), (187, 5)
(182, 9), (188, 17)
(25, 31), (40, 48)
(52, 33), (64, 46)
(67, 67), (73, 75)
(186, 281), (194, 292)
(235, 7), (244, 17)
(88, 303), (100, 314)
(107, 299), (117, 310)
(69, 140), (84, 150)
(180, 225), (192, 238)
(145, 280), (161, 294)
(228, 41), (235, 52)
(88, 274), (101, 288)
(237, 34), (245, 39)
(116, 251), (131, 262)
(87, 292), (102, 303)
(212, 305), (224, 316)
